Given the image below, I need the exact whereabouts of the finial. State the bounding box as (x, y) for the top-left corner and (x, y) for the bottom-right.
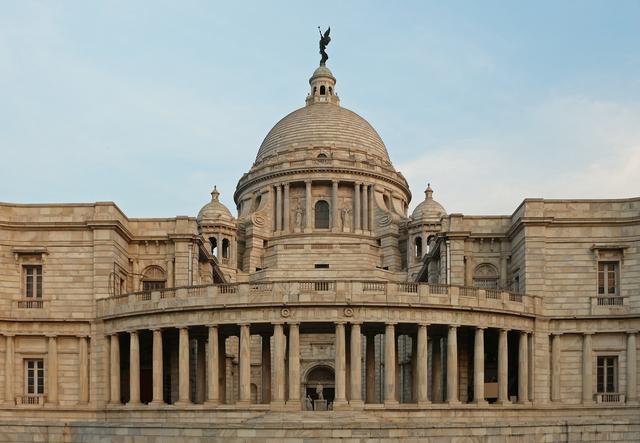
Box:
(318, 26), (331, 66)
(211, 186), (220, 201)
(425, 183), (433, 200)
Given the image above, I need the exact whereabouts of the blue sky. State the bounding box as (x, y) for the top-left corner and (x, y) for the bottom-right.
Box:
(1, 1), (639, 217)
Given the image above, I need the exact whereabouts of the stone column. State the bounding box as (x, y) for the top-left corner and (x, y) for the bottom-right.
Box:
(150, 329), (164, 405)
(261, 334), (271, 404)
(528, 333), (534, 402)
(365, 333), (376, 403)
(239, 323), (251, 404)
(416, 323), (429, 405)
(627, 332), (638, 403)
(582, 333), (593, 404)
(446, 326), (459, 404)
(473, 327), (487, 404)
(354, 183), (361, 232)
(177, 327), (190, 405)
(432, 338), (442, 402)
(384, 323), (397, 405)
(47, 335), (58, 405)
(166, 258), (174, 288)
(518, 331), (529, 404)
(218, 332), (226, 404)
(276, 185), (283, 232)
(128, 331), (141, 405)
(4, 334), (14, 404)
(551, 333), (561, 402)
(334, 322), (347, 407)
(78, 336), (89, 404)
(368, 184), (375, 230)
(350, 322), (363, 407)
(206, 326), (219, 405)
(273, 323), (285, 405)
(331, 180), (339, 231)
(283, 183), (290, 232)
(497, 329), (509, 404)
(362, 185), (369, 231)
(109, 334), (120, 404)
(305, 181), (312, 232)
(288, 323), (301, 407)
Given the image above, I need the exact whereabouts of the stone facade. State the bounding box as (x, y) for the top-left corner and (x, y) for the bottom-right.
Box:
(0, 61), (638, 442)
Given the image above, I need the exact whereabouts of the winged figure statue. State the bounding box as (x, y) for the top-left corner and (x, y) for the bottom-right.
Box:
(318, 26), (331, 65)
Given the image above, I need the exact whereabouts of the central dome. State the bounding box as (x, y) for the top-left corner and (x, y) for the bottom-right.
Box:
(254, 65), (390, 164)
(255, 103), (390, 163)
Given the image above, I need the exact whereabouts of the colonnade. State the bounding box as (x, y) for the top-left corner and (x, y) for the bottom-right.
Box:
(106, 322), (539, 408)
(271, 180), (376, 234)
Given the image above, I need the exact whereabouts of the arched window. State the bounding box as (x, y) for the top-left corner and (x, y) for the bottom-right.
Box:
(414, 237), (423, 258)
(426, 235), (435, 254)
(328, 86), (333, 94)
(141, 265), (166, 291)
(473, 263), (499, 289)
(317, 153), (328, 159)
(320, 85), (326, 95)
(222, 238), (230, 259)
(314, 200), (330, 229)
(313, 86), (317, 95)
(209, 237), (217, 256)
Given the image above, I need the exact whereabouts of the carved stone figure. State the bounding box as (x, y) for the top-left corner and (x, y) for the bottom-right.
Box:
(340, 206), (351, 230)
(294, 206), (303, 230)
(318, 26), (331, 65)
(315, 383), (324, 400)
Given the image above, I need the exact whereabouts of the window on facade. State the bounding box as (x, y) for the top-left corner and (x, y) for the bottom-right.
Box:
(25, 359), (45, 395)
(209, 237), (218, 256)
(314, 200), (330, 229)
(320, 85), (326, 95)
(597, 356), (618, 393)
(141, 266), (166, 292)
(24, 265), (43, 298)
(414, 237), (422, 258)
(598, 262), (619, 295)
(473, 263), (499, 289)
(222, 238), (230, 259)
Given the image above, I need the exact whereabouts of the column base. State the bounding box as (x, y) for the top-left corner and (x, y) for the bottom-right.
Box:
(148, 400), (165, 407)
(472, 399), (489, 406)
(204, 400), (220, 407)
(517, 400), (532, 406)
(269, 400), (286, 411)
(285, 399), (301, 410)
(304, 228), (312, 234)
(236, 399), (251, 407)
(332, 399), (349, 410)
(494, 399), (511, 406)
(417, 400), (431, 407)
(383, 399), (399, 407)
(349, 399), (364, 409)
(173, 400), (191, 407)
(446, 399), (461, 406)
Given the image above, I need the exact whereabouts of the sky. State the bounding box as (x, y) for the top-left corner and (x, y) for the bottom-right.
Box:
(1, 1), (639, 217)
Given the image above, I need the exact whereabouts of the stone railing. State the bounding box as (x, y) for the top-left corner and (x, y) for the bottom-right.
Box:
(15, 395), (46, 406)
(99, 281), (539, 319)
(595, 393), (625, 403)
(17, 300), (43, 309)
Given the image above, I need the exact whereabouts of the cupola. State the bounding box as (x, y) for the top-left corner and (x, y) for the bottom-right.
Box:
(305, 65), (340, 106)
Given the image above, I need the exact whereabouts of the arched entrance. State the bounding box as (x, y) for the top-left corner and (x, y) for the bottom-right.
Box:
(304, 365), (335, 408)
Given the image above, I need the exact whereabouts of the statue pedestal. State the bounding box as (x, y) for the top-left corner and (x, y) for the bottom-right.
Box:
(313, 399), (328, 411)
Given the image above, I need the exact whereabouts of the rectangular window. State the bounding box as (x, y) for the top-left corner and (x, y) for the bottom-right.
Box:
(24, 265), (43, 298)
(25, 359), (45, 395)
(142, 280), (165, 292)
(597, 262), (618, 295)
(596, 356), (618, 393)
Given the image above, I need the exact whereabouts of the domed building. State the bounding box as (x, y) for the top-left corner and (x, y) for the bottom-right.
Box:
(0, 49), (639, 442)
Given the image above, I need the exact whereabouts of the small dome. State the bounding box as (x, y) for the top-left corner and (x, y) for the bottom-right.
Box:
(311, 65), (336, 80)
(197, 186), (234, 224)
(412, 184), (446, 221)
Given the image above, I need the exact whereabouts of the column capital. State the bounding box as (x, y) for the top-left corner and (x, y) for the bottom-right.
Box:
(238, 322), (250, 327)
(76, 334), (91, 339)
(304, 179), (312, 185)
(271, 321), (285, 326)
(385, 322), (397, 326)
(177, 325), (190, 331)
(335, 321), (347, 326)
(583, 331), (596, 336)
(2, 333), (15, 337)
(500, 328), (510, 333)
(208, 324), (219, 329)
(286, 321), (300, 326)
(551, 332), (563, 337)
(628, 330), (639, 335)
(418, 322), (430, 327)
(475, 326), (486, 330)
(128, 330), (139, 335)
(45, 334), (58, 339)
(284, 182), (290, 189)
(448, 324), (459, 330)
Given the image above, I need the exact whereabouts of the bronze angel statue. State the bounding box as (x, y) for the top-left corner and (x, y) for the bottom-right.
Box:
(318, 26), (331, 65)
